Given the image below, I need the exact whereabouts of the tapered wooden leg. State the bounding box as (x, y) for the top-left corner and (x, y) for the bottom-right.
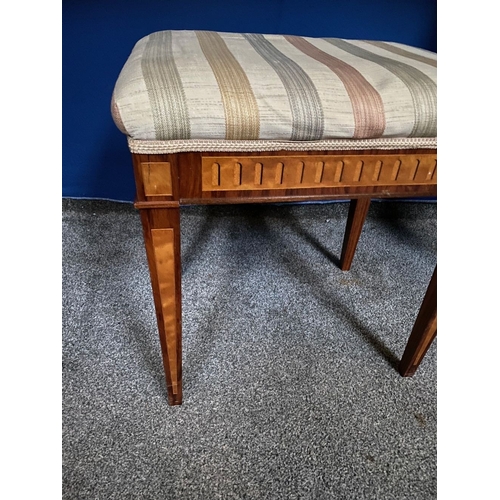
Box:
(139, 206), (183, 405)
(399, 267), (437, 377)
(340, 198), (371, 271)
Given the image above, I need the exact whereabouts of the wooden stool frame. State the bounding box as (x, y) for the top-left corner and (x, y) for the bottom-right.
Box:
(132, 148), (437, 405)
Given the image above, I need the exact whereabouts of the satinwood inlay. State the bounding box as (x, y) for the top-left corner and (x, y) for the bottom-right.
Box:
(200, 154), (437, 192)
(141, 162), (173, 196)
(150, 228), (179, 395)
(391, 160), (401, 181)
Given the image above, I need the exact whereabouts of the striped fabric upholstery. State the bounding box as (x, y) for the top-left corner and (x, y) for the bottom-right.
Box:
(111, 30), (437, 142)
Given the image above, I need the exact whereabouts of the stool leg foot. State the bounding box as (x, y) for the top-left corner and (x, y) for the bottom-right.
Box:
(340, 198), (371, 271)
(140, 207), (183, 405)
(399, 267), (437, 377)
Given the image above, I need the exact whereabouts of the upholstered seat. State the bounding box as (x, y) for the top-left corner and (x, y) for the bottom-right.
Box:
(111, 30), (436, 143)
(111, 30), (437, 405)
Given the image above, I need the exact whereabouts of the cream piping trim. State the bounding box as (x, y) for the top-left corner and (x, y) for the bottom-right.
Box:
(127, 137), (437, 154)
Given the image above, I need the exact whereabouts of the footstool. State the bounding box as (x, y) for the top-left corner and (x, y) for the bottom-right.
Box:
(111, 30), (437, 405)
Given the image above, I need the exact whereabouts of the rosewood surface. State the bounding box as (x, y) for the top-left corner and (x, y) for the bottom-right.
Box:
(399, 267), (437, 377)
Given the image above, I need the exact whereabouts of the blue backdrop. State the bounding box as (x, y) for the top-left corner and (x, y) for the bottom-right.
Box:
(62, 0), (437, 202)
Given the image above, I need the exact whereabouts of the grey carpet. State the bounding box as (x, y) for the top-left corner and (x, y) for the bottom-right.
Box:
(62, 198), (437, 500)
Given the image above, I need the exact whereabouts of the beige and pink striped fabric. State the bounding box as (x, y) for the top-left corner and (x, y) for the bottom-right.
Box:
(111, 30), (437, 143)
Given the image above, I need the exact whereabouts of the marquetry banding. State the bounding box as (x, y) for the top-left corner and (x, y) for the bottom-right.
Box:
(334, 161), (344, 183)
(141, 162), (173, 196)
(254, 162), (263, 185)
(275, 162), (284, 185)
(296, 161), (305, 184)
(200, 154), (437, 192)
(314, 161), (324, 183)
(212, 162), (220, 186)
(391, 160), (401, 181)
(409, 159), (419, 181)
(426, 160), (437, 180)
(372, 160), (382, 181)
(234, 162), (242, 186)
(353, 161), (363, 182)
(150, 228), (179, 395)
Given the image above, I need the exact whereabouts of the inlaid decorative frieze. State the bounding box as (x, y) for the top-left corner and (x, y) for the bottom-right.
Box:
(201, 154), (437, 192)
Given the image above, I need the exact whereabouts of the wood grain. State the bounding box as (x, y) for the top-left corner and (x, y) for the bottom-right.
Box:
(200, 153), (436, 192)
(340, 198), (371, 271)
(151, 228), (179, 395)
(133, 155), (183, 405)
(141, 162), (173, 196)
(399, 267), (437, 376)
(133, 153), (180, 202)
(129, 146), (437, 404)
(170, 149), (437, 202)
